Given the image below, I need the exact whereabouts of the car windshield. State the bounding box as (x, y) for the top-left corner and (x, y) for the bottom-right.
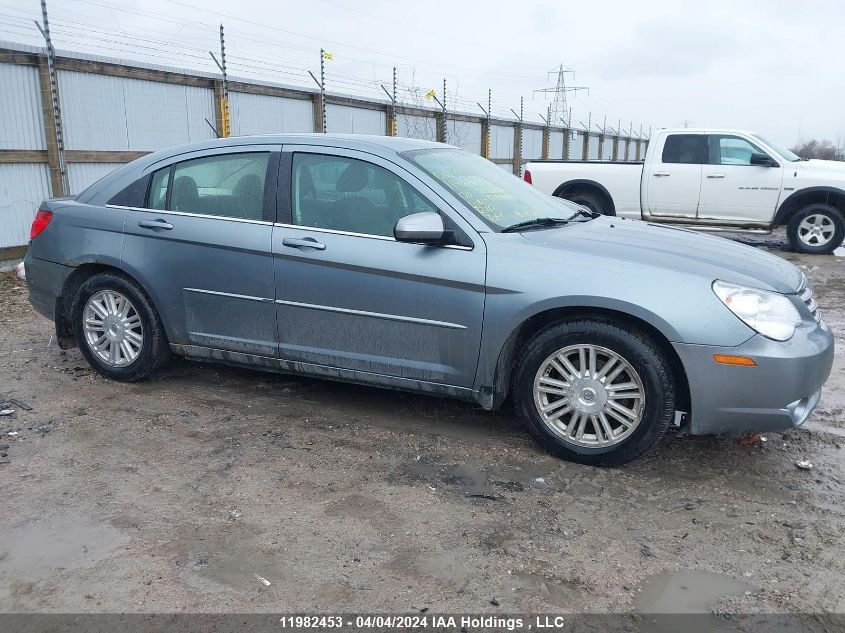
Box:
(402, 148), (581, 231)
(752, 135), (802, 162)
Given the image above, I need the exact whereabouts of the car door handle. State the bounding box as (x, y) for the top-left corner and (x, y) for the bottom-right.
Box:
(138, 218), (174, 230)
(653, 171), (671, 177)
(282, 237), (326, 251)
(706, 173), (726, 178)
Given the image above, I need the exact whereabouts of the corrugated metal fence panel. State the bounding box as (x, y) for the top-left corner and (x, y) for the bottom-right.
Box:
(523, 128), (543, 160)
(490, 125), (514, 159)
(67, 163), (124, 196)
(549, 131), (564, 159)
(123, 82), (215, 150)
(587, 135), (600, 160)
(496, 162), (515, 174)
(601, 136), (613, 159)
(0, 163), (50, 248)
(59, 70), (125, 150)
(229, 91), (314, 135)
(0, 63), (46, 150)
(448, 120), (481, 155)
(59, 71), (216, 150)
(569, 132), (584, 159)
(326, 104), (386, 135)
(396, 113), (436, 141)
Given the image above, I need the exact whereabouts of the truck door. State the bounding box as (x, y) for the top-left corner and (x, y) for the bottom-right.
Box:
(644, 133), (706, 217)
(697, 134), (784, 223)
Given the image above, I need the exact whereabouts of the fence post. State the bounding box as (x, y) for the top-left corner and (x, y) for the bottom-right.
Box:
(612, 135), (619, 161)
(36, 55), (65, 197)
(582, 132), (590, 160)
(562, 128), (570, 159)
(541, 106), (550, 160)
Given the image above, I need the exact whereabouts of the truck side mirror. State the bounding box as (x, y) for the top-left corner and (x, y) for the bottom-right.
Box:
(750, 152), (778, 167)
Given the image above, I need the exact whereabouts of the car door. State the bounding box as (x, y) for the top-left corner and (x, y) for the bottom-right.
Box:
(644, 133), (706, 217)
(698, 134), (784, 223)
(272, 146), (486, 388)
(120, 146), (280, 358)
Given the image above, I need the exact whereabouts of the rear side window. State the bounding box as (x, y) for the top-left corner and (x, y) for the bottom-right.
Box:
(148, 168), (169, 210)
(661, 134), (706, 164)
(146, 152), (270, 220)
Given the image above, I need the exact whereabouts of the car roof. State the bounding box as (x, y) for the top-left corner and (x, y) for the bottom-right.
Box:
(154, 133), (448, 160)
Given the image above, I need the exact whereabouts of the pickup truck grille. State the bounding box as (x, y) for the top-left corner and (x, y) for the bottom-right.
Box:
(798, 277), (821, 323)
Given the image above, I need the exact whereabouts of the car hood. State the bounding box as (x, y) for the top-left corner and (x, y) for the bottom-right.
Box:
(517, 217), (803, 294)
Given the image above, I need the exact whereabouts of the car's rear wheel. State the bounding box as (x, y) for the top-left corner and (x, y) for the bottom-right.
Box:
(72, 272), (170, 381)
(786, 204), (844, 254)
(513, 319), (674, 466)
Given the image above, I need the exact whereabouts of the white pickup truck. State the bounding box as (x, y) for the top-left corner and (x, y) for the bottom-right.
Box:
(524, 128), (845, 254)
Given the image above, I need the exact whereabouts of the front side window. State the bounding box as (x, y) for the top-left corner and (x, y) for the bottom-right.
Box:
(291, 153), (437, 237)
(661, 134), (707, 164)
(148, 152), (270, 220)
(709, 135), (769, 166)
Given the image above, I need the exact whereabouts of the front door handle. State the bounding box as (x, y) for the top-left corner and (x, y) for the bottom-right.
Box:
(706, 173), (726, 178)
(653, 171), (671, 177)
(138, 218), (174, 230)
(283, 237), (326, 251)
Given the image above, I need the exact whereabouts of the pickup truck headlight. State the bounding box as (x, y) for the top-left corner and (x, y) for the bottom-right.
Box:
(712, 280), (802, 341)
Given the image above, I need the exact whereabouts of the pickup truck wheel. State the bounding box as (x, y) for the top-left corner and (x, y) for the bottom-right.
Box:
(513, 319), (674, 466)
(559, 191), (609, 216)
(786, 204), (844, 254)
(71, 272), (171, 382)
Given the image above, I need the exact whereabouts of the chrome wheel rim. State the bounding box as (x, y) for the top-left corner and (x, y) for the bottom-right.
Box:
(533, 344), (645, 448)
(798, 214), (835, 246)
(83, 290), (143, 367)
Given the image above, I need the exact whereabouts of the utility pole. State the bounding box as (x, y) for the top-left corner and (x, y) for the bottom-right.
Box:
(209, 24), (230, 137)
(34, 0), (68, 196)
(533, 63), (589, 126)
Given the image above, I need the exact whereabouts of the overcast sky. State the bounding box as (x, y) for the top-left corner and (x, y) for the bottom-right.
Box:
(1, 0), (842, 144)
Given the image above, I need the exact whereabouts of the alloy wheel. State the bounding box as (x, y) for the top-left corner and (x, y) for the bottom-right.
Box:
(798, 214), (836, 247)
(532, 344), (645, 448)
(83, 290), (144, 367)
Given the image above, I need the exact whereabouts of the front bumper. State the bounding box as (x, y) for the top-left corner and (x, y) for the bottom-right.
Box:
(673, 321), (834, 435)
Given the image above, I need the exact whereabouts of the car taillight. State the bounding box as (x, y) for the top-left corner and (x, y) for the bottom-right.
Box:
(30, 209), (53, 240)
(523, 169), (532, 184)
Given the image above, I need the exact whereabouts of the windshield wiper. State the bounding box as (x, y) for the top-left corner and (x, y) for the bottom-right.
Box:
(501, 217), (571, 233)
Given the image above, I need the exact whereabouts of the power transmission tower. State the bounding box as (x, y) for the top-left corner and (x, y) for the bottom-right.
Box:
(533, 63), (589, 127)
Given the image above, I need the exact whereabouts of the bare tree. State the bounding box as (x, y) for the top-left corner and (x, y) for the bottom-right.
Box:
(790, 138), (845, 161)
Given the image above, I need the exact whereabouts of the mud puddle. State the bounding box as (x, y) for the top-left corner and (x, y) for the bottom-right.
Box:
(0, 514), (127, 577)
(636, 569), (754, 614)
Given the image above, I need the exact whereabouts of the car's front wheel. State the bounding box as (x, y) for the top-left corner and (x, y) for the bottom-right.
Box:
(786, 203), (844, 254)
(71, 272), (171, 381)
(513, 319), (674, 466)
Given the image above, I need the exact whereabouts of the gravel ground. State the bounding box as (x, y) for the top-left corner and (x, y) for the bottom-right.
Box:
(0, 236), (843, 620)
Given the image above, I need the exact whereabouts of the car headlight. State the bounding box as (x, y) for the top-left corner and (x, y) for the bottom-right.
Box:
(712, 280), (802, 341)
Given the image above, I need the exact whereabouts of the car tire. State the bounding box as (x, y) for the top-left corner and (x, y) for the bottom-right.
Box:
(559, 191), (610, 216)
(786, 204), (844, 254)
(71, 272), (171, 382)
(512, 318), (674, 466)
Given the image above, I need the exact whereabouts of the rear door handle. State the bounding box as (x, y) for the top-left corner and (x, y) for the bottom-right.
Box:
(706, 173), (726, 178)
(138, 218), (174, 230)
(282, 237), (326, 251)
(653, 171), (671, 177)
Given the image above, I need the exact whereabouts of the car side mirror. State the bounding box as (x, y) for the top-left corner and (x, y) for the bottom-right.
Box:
(394, 212), (445, 245)
(750, 152), (778, 167)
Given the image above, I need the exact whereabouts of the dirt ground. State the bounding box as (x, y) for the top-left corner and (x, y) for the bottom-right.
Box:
(1, 233), (843, 620)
